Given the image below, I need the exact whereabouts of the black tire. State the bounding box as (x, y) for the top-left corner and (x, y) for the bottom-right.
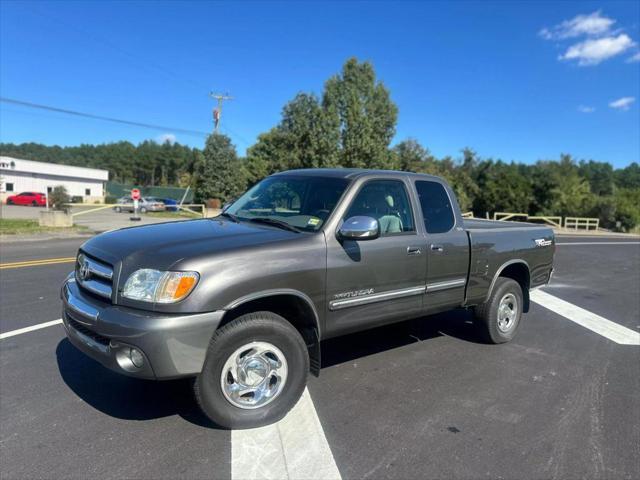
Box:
(474, 278), (523, 344)
(140, 207), (147, 214)
(32, 200), (37, 206)
(114, 206), (122, 213)
(194, 311), (309, 429)
(7, 199), (13, 205)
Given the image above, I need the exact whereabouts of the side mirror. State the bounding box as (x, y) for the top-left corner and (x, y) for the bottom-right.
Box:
(338, 216), (379, 240)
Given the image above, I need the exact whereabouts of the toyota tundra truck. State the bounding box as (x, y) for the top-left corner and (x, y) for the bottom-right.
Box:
(61, 169), (555, 429)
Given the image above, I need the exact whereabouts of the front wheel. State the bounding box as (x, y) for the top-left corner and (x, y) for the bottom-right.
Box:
(194, 311), (309, 429)
(474, 278), (523, 344)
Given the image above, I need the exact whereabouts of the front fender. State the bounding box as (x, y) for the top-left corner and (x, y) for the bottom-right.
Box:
(223, 288), (321, 337)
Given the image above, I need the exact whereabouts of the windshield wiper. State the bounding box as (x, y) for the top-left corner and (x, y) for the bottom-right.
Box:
(219, 211), (239, 223)
(248, 217), (302, 233)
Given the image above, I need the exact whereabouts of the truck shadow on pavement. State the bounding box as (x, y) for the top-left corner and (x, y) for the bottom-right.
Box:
(321, 308), (481, 368)
(55, 339), (217, 428)
(55, 309), (481, 428)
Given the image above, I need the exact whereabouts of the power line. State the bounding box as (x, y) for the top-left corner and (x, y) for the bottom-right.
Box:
(0, 97), (209, 138)
(6, 6), (253, 148)
(219, 123), (252, 148)
(27, 5), (210, 92)
(210, 92), (234, 132)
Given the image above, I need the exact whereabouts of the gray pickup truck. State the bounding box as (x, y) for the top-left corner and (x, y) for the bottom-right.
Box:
(61, 169), (555, 428)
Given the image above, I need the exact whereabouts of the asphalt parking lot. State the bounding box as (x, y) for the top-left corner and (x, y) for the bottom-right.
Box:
(1, 235), (639, 479)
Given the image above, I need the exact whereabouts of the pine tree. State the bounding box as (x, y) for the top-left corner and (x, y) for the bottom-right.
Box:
(323, 58), (398, 169)
(195, 134), (246, 202)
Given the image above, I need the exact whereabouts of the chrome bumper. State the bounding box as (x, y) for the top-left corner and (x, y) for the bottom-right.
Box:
(61, 277), (224, 379)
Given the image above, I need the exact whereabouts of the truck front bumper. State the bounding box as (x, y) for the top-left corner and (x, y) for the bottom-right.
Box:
(61, 277), (224, 380)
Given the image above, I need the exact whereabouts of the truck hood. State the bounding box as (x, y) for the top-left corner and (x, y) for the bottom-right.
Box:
(80, 218), (301, 269)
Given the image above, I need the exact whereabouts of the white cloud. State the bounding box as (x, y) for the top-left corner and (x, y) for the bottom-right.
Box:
(626, 52), (640, 63)
(540, 11), (616, 40)
(609, 97), (635, 111)
(540, 11), (637, 66)
(559, 34), (635, 66)
(578, 105), (595, 113)
(157, 133), (177, 144)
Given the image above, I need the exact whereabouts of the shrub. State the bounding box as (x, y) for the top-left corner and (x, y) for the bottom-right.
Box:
(49, 186), (70, 211)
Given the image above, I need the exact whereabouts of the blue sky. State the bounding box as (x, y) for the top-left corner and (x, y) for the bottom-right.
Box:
(1, 0), (639, 167)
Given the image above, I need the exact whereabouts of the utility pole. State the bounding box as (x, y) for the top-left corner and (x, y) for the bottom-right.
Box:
(209, 92), (233, 133)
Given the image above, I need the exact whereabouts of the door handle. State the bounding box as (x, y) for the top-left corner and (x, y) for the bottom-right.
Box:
(430, 244), (444, 252)
(407, 246), (422, 256)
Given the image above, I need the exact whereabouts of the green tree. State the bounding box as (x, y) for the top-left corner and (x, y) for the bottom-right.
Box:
(281, 93), (340, 169)
(528, 161), (557, 214)
(323, 57), (398, 168)
(549, 174), (593, 217)
(578, 160), (614, 196)
(239, 57), (398, 181)
(0, 140), (196, 187)
(447, 169), (478, 212)
(473, 161), (532, 215)
(613, 189), (640, 232)
(194, 134), (246, 202)
(245, 128), (291, 184)
(392, 138), (432, 171)
(539, 155), (594, 217)
(245, 93), (341, 183)
(614, 162), (640, 190)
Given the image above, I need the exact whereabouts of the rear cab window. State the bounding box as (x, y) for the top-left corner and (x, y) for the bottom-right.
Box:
(415, 180), (455, 234)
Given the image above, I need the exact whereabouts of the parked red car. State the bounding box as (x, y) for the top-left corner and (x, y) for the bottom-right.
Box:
(6, 192), (47, 206)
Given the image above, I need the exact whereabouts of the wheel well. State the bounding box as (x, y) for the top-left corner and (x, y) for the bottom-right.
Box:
(498, 263), (531, 312)
(218, 294), (321, 376)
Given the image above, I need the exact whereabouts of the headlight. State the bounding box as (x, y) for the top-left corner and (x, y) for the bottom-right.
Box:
(122, 269), (199, 303)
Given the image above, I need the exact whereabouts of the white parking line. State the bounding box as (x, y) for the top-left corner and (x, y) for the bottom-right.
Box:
(530, 290), (640, 345)
(232, 387), (341, 480)
(556, 242), (640, 245)
(0, 319), (63, 340)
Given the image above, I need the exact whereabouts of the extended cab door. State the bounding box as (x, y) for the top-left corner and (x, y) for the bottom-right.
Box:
(414, 180), (469, 311)
(325, 178), (427, 337)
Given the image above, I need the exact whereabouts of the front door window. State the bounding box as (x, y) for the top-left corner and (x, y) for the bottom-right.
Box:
(344, 180), (415, 235)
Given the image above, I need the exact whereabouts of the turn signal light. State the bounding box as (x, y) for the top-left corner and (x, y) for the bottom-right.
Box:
(156, 272), (199, 303)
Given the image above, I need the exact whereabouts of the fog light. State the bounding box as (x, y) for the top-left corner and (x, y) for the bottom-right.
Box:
(129, 348), (144, 368)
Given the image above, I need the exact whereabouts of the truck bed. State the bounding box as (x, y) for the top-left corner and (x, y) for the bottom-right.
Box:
(462, 218), (555, 307)
(463, 218), (547, 231)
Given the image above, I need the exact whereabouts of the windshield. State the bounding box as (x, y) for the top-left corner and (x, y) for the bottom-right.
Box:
(226, 175), (350, 232)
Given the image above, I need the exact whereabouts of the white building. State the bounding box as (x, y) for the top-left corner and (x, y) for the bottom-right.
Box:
(0, 156), (109, 203)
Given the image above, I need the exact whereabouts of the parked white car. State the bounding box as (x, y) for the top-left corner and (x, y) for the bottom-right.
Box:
(113, 196), (165, 213)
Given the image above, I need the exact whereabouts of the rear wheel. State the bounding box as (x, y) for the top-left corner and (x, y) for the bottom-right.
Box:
(194, 311), (309, 429)
(140, 206), (147, 214)
(114, 206), (122, 213)
(32, 200), (37, 206)
(474, 278), (523, 344)
(7, 199), (13, 205)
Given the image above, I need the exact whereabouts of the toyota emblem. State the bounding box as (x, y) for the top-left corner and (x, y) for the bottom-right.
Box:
(77, 255), (90, 281)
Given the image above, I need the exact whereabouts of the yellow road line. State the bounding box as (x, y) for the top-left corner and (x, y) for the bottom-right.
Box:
(0, 257), (76, 269)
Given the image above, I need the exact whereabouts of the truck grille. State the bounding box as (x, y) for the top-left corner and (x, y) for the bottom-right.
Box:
(66, 314), (111, 347)
(76, 253), (114, 301)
